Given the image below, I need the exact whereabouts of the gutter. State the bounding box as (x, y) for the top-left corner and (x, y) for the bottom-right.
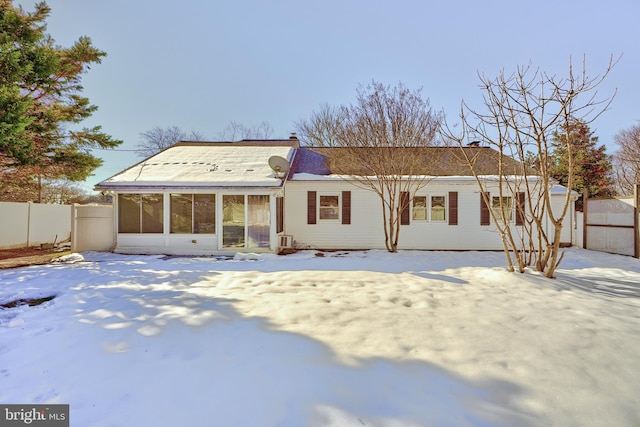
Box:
(94, 184), (285, 192)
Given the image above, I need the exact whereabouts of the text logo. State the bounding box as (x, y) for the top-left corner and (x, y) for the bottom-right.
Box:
(1, 405), (69, 426)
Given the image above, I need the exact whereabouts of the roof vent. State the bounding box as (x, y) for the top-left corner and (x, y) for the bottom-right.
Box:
(467, 141), (481, 147)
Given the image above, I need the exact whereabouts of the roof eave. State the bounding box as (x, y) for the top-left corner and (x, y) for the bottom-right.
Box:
(95, 182), (285, 192)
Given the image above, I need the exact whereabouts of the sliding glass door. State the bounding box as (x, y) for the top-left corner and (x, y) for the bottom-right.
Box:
(222, 195), (245, 248)
(248, 195), (270, 249)
(222, 195), (271, 249)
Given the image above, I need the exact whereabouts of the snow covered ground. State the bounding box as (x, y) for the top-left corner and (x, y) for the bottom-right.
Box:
(1, 248), (639, 427)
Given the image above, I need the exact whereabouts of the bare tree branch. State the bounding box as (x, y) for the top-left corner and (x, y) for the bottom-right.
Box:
(296, 81), (442, 252)
(217, 120), (274, 141)
(613, 122), (640, 195)
(443, 56), (617, 277)
(136, 126), (206, 158)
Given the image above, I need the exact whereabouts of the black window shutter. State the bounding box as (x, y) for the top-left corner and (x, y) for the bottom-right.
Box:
(516, 192), (526, 226)
(480, 192), (490, 226)
(342, 191), (351, 225)
(400, 192), (410, 225)
(307, 191), (317, 225)
(449, 192), (458, 225)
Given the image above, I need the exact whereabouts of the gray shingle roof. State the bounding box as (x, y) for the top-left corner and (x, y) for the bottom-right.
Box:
(291, 146), (527, 177)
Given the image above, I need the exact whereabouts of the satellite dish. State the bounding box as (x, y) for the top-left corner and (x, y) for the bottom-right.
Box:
(268, 155), (290, 179)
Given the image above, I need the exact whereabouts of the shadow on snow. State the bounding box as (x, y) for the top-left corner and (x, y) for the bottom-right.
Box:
(0, 254), (537, 427)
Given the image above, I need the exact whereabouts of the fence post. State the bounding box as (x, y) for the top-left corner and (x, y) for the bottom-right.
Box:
(71, 204), (77, 253)
(634, 184), (639, 259)
(582, 190), (588, 250)
(26, 201), (32, 247)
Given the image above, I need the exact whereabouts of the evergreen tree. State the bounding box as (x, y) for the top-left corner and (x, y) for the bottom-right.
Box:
(0, 1), (121, 194)
(551, 119), (615, 198)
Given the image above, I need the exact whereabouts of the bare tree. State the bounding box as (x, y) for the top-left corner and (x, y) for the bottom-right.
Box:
(136, 126), (206, 158)
(613, 122), (640, 195)
(296, 81), (442, 252)
(295, 104), (343, 147)
(444, 56), (617, 277)
(0, 161), (92, 203)
(217, 120), (274, 141)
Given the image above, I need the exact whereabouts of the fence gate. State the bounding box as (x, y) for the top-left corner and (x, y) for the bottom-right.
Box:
(583, 185), (640, 258)
(71, 204), (114, 252)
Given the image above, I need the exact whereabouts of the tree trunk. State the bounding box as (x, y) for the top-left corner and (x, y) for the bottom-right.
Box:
(37, 174), (42, 204)
(543, 225), (564, 278)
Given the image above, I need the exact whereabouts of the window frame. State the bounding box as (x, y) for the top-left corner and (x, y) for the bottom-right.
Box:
(411, 193), (448, 222)
(491, 195), (514, 223)
(170, 193), (217, 234)
(412, 196), (428, 221)
(430, 194), (447, 222)
(118, 193), (164, 234)
(193, 194), (216, 234)
(318, 193), (341, 222)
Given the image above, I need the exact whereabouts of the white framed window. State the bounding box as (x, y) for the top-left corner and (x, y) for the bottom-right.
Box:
(118, 193), (164, 233)
(412, 196), (427, 221)
(412, 194), (447, 222)
(319, 194), (340, 220)
(430, 195), (446, 222)
(170, 193), (216, 234)
(492, 196), (513, 222)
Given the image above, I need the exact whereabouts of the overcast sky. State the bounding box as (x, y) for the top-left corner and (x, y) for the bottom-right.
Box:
(16, 0), (640, 191)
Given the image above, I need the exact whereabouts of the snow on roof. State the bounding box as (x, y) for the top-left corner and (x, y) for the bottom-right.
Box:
(97, 142), (296, 189)
(550, 184), (579, 197)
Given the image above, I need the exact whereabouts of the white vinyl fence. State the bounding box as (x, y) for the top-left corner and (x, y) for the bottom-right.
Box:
(71, 204), (114, 252)
(0, 202), (71, 249)
(582, 191), (639, 258)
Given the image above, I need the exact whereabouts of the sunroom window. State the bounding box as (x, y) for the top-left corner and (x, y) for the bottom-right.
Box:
(170, 194), (216, 234)
(118, 193), (163, 233)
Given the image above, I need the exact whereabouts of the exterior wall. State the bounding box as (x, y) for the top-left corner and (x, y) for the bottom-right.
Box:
(112, 189), (281, 255)
(106, 181), (576, 254)
(283, 179), (534, 251)
(71, 204), (115, 252)
(549, 193), (576, 245)
(0, 202), (71, 249)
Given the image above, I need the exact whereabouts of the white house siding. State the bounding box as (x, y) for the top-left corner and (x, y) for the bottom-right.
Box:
(113, 189), (281, 255)
(283, 179), (533, 251)
(549, 193), (576, 246)
(284, 180), (380, 250)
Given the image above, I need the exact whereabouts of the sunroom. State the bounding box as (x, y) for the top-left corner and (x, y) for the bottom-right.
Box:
(95, 140), (297, 255)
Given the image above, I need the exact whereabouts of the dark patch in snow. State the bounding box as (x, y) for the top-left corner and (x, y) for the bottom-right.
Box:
(1, 295), (55, 309)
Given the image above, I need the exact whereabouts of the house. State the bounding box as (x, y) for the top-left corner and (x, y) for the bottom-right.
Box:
(95, 140), (296, 255)
(96, 138), (577, 255)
